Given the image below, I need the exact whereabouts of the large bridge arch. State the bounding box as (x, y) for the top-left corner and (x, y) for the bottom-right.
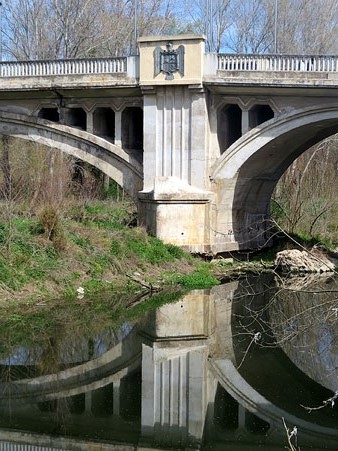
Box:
(211, 106), (338, 251)
(0, 112), (143, 202)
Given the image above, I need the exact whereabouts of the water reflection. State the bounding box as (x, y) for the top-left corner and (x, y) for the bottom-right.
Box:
(0, 275), (337, 450)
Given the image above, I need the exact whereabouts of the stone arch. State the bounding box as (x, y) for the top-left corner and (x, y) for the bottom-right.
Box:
(211, 106), (338, 250)
(0, 111), (143, 202)
(210, 359), (338, 447)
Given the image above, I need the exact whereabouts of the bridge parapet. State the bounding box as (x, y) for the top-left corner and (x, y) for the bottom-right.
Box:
(217, 53), (338, 72)
(0, 55), (139, 89)
(0, 57), (127, 77)
(205, 52), (338, 86)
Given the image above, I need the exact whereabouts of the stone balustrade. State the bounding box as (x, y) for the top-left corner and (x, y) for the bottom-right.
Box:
(217, 53), (338, 72)
(0, 52), (337, 80)
(0, 56), (127, 77)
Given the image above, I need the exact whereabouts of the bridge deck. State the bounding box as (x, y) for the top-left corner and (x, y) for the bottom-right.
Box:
(0, 53), (336, 91)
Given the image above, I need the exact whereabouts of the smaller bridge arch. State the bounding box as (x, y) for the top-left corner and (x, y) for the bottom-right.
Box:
(211, 105), (338, 250)
(0, 111), (143, 202)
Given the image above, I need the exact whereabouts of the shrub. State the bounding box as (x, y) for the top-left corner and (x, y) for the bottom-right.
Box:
(38, 205), (66, 251)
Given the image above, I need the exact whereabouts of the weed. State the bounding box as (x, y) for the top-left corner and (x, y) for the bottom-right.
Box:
(62, 284), (77, 300)
(70, 233), (91, 248)
(168, 264), (219, 289)
(165, 243), (186, 259)
(0, 223), (9, 244)
(110, 238), (122, 256)
(127, 235), (180, 265)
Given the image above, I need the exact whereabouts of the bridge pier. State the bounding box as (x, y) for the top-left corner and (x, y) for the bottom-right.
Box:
(138, 177), (214, 253)
(138, 36), (217, 253)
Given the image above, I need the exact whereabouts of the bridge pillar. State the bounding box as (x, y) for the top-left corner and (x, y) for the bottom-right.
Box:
(242, 109), (250, 134)
(86, 110), (93, 134)
(138, 35), (215, 253)
(114, 110), (122, 147)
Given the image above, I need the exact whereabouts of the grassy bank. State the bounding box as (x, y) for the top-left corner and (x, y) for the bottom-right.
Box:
(0, 198), (221, 305)
(1, 196), (335, 309)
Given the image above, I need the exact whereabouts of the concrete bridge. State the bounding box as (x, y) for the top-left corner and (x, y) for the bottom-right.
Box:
(0, 35), (337, 253)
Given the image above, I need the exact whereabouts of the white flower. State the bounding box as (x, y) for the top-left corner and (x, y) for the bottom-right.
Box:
(77, 287), (85, 299)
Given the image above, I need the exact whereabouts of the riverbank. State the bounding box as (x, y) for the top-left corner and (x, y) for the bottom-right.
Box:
(0, 197), (336, 358)
(0, 198), (276, 307)
(3, 196), (337, 309)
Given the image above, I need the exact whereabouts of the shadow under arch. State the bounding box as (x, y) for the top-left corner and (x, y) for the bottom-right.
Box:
(0, 111), (143, 202)
(211, 105), (338, 250)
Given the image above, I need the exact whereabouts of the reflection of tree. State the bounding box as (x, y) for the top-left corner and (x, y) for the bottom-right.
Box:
(269, 278), (338, 393)
(231, 274), (338, 417)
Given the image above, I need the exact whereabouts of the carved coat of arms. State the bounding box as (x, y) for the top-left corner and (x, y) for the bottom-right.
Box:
(154, 42), (184, 80)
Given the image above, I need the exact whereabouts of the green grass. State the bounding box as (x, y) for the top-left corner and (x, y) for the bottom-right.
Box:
(127, 234), (185, 265)
(166, 264), (220, 289)
(0, 199), (207, 302)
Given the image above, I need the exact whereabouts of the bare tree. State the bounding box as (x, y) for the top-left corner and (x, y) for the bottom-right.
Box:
(272, 135), (338, 243)
(276, 0), (338, 54)
(2, 0), (178, 59)
(176, 0), (230, 52)
(225, 0), (273, 53)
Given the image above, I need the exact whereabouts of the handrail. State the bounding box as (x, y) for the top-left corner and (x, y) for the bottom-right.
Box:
(217, 53), (338, 72)
(0, 57), (127, 77)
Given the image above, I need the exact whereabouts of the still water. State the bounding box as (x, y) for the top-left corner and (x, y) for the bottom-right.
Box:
(0, 274), (337, 450)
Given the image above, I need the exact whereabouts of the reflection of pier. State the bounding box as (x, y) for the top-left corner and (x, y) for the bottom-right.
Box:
(0, 280), (338, 450)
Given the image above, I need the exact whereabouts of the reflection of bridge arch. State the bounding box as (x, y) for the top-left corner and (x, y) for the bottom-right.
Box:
(0, 325), (142, 402)
(268, 276), (338, 393)
(211, 106), (338, 249)
(0, 112), (143, 202)
(206, 275), (338, 449)
(210, 359), (338, 449)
